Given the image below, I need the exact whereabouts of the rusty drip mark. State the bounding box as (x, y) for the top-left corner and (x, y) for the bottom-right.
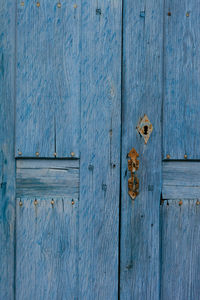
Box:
(127, 148), (139, 200)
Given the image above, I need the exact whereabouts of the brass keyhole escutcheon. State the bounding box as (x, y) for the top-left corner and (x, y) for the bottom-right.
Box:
(137, 114), (153, 144)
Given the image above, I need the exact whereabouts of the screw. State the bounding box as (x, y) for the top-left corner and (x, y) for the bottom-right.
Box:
(18, 151), (22, 156)
(34, 199), (38, 206)
(179, 200), (183, 206)
(19, 200), (23, 207)
(96, 8), (101, 15)
(57, 2), (61, 8)
(166, 154), (170, 159)
(36, 2), (40, 7)
(184, 154), (187, 159)
(36, 152), (39, 157)
(71, 152), (75, 157)
(140, 11), (145, 18)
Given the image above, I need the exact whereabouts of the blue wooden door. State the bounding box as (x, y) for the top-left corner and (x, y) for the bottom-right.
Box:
(0, 0), (200, 299)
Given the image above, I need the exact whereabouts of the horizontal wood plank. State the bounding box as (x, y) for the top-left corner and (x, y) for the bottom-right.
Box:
(162, 161), (200, 199)
(16, 159), (79, 198)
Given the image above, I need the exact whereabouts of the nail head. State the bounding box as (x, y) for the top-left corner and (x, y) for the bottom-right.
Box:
(73, 4), (77, 8)
(19, 200), (23, 207)
(36, 2), (40, 7)
(20, 1), (24, 6)
(166, 154), (170, 159)
(71, 152), (75, 157)
(51, 199), (54, 205)
(179, 200), (183, 206)
(18, 151), (22, 156)
(57, 3), (61, 8)
(36, 152), (39, 156)
(72, 199), (75, 205)
(184, 154), (187, 159)
(34, 199), (38, 206)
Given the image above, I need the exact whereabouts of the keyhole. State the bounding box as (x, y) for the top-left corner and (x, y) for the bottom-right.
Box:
(143, 125), (148, 135)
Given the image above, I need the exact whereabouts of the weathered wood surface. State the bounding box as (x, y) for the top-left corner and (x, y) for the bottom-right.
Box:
(163, 161), (200, 199)
(163, 0), (200, 159)
(16, 197), (79, 300)
(0, 0), (15, 298)
(160, 200), (200, 300)
(120, 1), (163, 299)
(16, 0), (80, 158)
(79, 0), (122, 298)
(16, 159), (79, 198)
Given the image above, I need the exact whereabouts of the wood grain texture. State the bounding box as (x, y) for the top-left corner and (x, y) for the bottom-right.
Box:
(163, 161), (200, 199)
(16, 197), (79, 300)
(16, 159), (79, 198)
(163, 0), (200, 159)
(16, 0), (81, 158)
(120, 1), (163, 299)
(0, 0), (15, 298)
(79, 1), (122, 298)
(161, 200), (200, 300)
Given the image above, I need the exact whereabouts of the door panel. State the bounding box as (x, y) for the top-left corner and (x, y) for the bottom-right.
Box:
(79, 1), (122, 298)
(120, 0), (163, 299)
(163, 0), (200, 159)
(161, 200), (200, 300)
(16, 197), (79, 300)
(16, 0), (81, 158)
(1, 0), (200, 299)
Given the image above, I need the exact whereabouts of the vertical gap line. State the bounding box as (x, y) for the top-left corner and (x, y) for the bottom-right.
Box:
(118, 0), (124, 299)
(159, 0), (166, 299)
(14, 0), (18, 299)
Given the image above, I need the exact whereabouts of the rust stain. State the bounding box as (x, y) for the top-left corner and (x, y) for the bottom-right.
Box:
(127, 148), (139, 200)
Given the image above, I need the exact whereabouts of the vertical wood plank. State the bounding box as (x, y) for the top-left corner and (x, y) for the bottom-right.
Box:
(163, 0), (200, 159)
(0, 0), (16, 298)
(161, 200), (200, 300)
(16, 198), (79, 300)
(16, 0), (55, 157)
(16, 0), (81, 158)
(54, 1), (81, 158)
(79, 1), (122, 298)
(120, 1), (163, 299)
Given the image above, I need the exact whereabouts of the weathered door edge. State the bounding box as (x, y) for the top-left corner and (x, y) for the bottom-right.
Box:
(0, 0), (16, 298)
